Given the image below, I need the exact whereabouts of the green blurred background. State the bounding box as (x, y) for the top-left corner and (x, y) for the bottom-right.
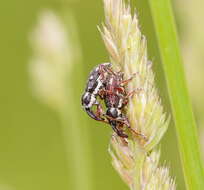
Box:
(0, 0), (203, 189)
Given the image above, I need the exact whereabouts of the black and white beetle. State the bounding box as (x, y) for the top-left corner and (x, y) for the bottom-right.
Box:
(101, 70), (139, 138)
(81, 63), (112, 122)
(81, 63), (143, 138)
(102, 73), (129, 138)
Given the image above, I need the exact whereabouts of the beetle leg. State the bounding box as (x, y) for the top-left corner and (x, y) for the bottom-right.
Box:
(111, 122), (128, 138)
(122, 88), (143, 106)
(119, 72), (138, 86)
(128, 128), (147, 141)
(118, 116), (147, 141)
(104, 114), (129, 125)
(95, 103), (109, 124)
(114, 87), (125, 94)
(104, 66), (118, 76)
(126, 88), (142, 98)
(99, 64), (106, 80)
(105, 114), (147, 141)
(99, 89), (117, 97)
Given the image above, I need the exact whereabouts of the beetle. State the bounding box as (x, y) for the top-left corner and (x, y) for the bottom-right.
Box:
(81, 63), (112, 122)
(102, 72), (133, 138)
(82, 63), (145, 139)
(100, 70), (144, 138)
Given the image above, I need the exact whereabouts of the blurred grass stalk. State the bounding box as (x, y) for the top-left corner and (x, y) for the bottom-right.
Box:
(176, 0), (204, 155)
(100, 0), (175, 189)
(29, 10), (93, 190)
(148, 0), (204, 189)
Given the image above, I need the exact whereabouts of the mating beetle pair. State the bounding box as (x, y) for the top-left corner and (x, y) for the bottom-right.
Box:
(81, 63), (138, 138)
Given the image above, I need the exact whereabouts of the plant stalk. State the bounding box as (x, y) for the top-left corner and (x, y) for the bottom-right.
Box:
(148, 0), (204, 189)
(59, 103), (93, 190)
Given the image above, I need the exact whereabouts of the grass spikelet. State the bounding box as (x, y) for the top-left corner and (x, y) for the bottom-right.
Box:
(29, 10), (76, 110)
(29, 10), (93, 190)
(99, 0), (176, 189)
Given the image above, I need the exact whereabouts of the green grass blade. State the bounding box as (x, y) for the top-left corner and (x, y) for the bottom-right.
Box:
(148, 0), (204, 189)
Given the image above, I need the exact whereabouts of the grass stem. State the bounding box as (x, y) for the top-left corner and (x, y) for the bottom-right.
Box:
(59, 104), (93, 190)
(148, 0), (204, 189)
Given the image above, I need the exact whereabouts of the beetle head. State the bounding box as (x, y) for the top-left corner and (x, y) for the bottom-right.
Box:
(81, 92), (104, 121)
